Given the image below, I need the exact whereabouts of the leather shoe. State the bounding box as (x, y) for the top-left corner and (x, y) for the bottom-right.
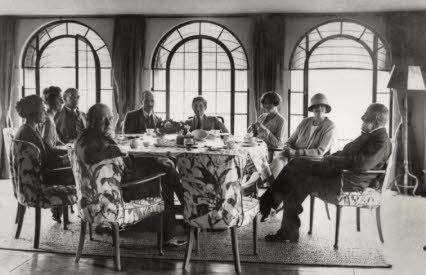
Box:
(265, 229), (299, 243)
(165, 237), (187, 247)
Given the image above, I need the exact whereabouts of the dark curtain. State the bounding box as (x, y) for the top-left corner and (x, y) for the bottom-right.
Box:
(384, 13), (425, 193)
(0, 17), (16, 179)
(252, 14), (286, 115)
(112, 16), (146, 131)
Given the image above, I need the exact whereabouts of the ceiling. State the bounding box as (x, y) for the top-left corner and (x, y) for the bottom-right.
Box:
(1, 0), (426, 16)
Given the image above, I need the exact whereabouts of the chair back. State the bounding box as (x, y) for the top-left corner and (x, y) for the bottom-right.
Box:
(68, 148), (126, 225)
(380, 138), (397, 193)
(10, 139), (44, 207)
(3, 127), (16, 163)
(176, 152), (246, 229)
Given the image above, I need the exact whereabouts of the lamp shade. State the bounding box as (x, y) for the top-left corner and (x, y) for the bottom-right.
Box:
(387, 64), (426, 92)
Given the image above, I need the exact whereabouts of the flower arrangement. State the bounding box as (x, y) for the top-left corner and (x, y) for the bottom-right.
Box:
(158, 119), (190, 135)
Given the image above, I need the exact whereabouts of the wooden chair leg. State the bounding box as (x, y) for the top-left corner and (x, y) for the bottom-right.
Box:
(376, 207), (384, 243)
(183, 226), (195, 271)
(230, 226), (241, 273)
(75, 220), (86, 263)
(253, 214), (258, 255)
(110, 222), (121, 271)
(158, 212), (164, 256)
(308, 196), (315, 235)
(14, 204), (26, 239)
(62, 206), (69, 230)
(194, 228), (200, 253)
(34, 207), (41, 249)
(334, 205), (341, 250)
(15, 203), (21, 224)
(88, 223), (94, 241)
(324, 202), (331, 220)
(356, 207), (361, 232)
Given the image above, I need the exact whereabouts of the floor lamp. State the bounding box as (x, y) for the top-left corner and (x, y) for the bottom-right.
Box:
(387, 64), (425, 195)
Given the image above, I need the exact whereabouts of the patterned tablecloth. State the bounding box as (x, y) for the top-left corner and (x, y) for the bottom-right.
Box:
(118, 140), (272, 182)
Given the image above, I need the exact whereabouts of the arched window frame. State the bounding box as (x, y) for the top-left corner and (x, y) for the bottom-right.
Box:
(151, 20), (249, 134)
(21, 20), (112, 109)
(288, 18), (393, 137)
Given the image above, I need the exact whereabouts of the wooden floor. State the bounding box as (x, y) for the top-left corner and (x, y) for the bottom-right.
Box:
(0, 179), (425, 275)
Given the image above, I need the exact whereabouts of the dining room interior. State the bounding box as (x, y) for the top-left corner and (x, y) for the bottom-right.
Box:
(0, 0), (425, 274)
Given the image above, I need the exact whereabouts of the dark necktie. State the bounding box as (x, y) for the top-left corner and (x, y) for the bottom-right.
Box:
(196, 116), (202, 129)
(147, 115), (155, 128)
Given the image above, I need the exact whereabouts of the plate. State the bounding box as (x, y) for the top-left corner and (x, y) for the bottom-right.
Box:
(241, 142), (257, 147)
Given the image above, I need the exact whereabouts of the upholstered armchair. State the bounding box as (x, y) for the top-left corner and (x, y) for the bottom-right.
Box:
(68, 149), (166, 271)
(176, 152), (259, 273)
(9, 139), (77, 249)
(308, 141), (396, 249)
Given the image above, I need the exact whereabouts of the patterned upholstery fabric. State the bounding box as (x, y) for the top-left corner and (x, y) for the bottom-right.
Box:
(9, 140), (77, 208)
(176, 153), (259, 229)
(68, 149), (164, 228)
(315, 188), (382, 208)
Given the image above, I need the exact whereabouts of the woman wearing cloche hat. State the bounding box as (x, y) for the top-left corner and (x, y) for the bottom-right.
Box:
(270, 93), (336, 178)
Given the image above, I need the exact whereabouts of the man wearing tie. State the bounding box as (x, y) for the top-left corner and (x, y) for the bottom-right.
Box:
(55, 88), (87, 144)
(123, 91), (162, 134)
(185, 96), (229, 133)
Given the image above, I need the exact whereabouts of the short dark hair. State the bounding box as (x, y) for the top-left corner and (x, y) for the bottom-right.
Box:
(366, 103), (389, 127)
(15, 95), (43, 119)
(42, 86), (61, 108)
(192, 96), (207, 107)
(87, 103), (110, 129)
(260, 91), (282, 106)
(63, 88), (78, 99)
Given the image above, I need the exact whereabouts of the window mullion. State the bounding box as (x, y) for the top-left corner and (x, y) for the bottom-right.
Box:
(75, 37), (79, 90)
(198, 38), (202, 96)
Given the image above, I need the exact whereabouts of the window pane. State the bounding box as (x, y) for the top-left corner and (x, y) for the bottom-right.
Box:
(170, 91), (185, 116)
(185, 52), (198, 69)
(100, 89), (113, 112)
(40, 68), (76, 92)
(183, 92), (198, 118)
(24, 69), (36, 88)
(290, 92), (303, 115)
(153, 91), (166, 113)
(234, 114), (247, 137)
(170, 52), (184, 69)
(101, 68), (111, 89)
(97, 47), (111, 68)
(203, 91), (217, 114)
(162, 30), (181, 51)
(184, 70), (198, 91)
(217, 52), (231, 70)
(201, 22), (222, 38)
(231, 47), (247, 69)
(68, 22), (88, 36)
(202, 70), (216, 91)
(40, 38), (75, 68)
(85, 30), (105, 50)
(170, 70), (184, 91)
(217, 70), (231, 91)
(78, 67), (96, 112)
(235, 70), (247, 91)
(219, 29), (239, 51)
(235, 92), (247, 114)
(48, 23), (66, 38)
(377, 71), (391, 94)
(179, 23), (200, 38)
(153, 70), (166, 90)
(377, 93), (390, 107)
(291, 70), (303, 91)
(24, 88), (36, 96)
(202, 53), (216, 69)
(216, 92), (231, 114)
(289, 115), (303, 136)
(78, 40), (95, 68)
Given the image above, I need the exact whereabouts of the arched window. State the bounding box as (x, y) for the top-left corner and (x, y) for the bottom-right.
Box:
(151, 20), (248, 135)
(289, 19), (392, 150)
(22, 20), (113, 112)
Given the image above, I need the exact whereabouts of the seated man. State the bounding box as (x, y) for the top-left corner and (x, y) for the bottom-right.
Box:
(185, 96), (229, 133)
(55, 88), (86, 144)
(123, 91), (162, 134)
(76, 103), (186, 247)
(260, 103), (392, 242)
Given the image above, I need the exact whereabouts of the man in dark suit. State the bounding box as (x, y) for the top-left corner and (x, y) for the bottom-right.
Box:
(260, 103), (392, 242)
(76, 103), (186, 247)
(123, 91), (162, 134)
(54, 88), (86, 143)
(185, 96), (229, 133)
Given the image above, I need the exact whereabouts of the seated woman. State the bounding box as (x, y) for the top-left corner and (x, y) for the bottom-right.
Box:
(15, 95), (73, 223)
(249, 91), (285, 157)
(270, 93), (335, 178)
(185, 96), (229, 133)
(41, 86), (65, 147)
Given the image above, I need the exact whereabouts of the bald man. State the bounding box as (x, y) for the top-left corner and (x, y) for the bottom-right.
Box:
(123, 91), (162, 134)
(76, 104), (186, 247)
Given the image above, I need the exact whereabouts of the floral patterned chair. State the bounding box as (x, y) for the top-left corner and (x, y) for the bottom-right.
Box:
(308, 139), (396, 249)
(68, 149), (166, 271)
(176, 152), (259, 273)
(9, 139), (77, 249)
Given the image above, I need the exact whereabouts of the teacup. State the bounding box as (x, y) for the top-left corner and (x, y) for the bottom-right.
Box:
(130, 138), (141, 149)
(142, 140), (152, 147)
(146, 128), (155, 136)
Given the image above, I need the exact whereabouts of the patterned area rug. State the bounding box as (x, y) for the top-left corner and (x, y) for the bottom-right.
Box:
(0, 209), (391, 268)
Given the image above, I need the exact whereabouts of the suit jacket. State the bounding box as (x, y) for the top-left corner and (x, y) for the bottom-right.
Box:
(324, 127), (392, 191)
(185, 115), (229, 133)
(123, 109), (162, 134)
(75, 127), (125, 166)
(54, 107), (87, 144)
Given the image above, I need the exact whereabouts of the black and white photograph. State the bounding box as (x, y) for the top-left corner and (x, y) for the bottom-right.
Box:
(0, 1), (425, 274)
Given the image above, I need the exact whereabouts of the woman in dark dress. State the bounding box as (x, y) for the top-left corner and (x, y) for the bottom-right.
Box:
(15, 95), (74, 223)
